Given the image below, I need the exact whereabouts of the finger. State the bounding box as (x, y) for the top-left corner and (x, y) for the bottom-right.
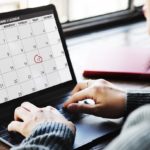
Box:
(43, 106), (59, 113)
(14, 107), (30, 121)
(64, 88), (92, 108)
(8, 121), (23, 133)
(67, 103), (95, 114)
(45, 106), (53, 111)
(44, 106), (57, 112)
(42, 106), (64, 119)
(21, 102), (39, 112)
(71, 81), (88, 95)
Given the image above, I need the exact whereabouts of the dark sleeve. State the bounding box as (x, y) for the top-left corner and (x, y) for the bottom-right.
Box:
(11, 122), (75, 150)
(105, 105), (150, 150)
(126, 90), (150, 115)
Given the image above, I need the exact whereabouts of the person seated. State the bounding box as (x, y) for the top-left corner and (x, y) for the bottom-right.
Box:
(8, 0), (150, 149)
(8, 79), (150, 150)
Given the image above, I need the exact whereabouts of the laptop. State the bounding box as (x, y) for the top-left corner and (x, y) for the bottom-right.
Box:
(0, 5), (120, 149)
(83, 47), (150, 80)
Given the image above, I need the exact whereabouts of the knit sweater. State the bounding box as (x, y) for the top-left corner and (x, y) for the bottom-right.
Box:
(127, 90), (150, 114)
(11, 122), (74, 150)
(11, 90), (150, 150)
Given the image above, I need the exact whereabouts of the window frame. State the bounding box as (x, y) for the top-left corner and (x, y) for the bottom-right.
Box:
(62, 0), (144, 36)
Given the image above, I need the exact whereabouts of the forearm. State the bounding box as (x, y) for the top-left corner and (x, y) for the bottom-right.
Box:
(11, 122), (75, 150)
(126, 90), (150, 115)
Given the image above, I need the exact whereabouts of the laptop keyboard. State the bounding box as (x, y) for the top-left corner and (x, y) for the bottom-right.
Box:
(0, 92), (85, 147)
(55, 93), (84, 122)
(0, 106), (83, 147)
(0, 109), (83, 147)
(0, 125), (24, 146)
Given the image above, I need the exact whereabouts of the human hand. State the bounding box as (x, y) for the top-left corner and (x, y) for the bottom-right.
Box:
(8, 102), (75, 137)
(64, 79), (127, 118)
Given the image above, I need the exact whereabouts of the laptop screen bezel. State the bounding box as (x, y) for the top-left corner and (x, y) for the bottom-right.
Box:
(0, 4), (77, 120)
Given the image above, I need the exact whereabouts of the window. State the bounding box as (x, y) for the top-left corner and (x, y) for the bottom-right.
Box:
(0, 0), (68, 23)
(68, 0), (128, 21)
(0, 0), (20, 12)
(0, 0), (145, 34)
(134, 0), (144, 7)
(25, 0), (68, 23)
(0, 0), (142, 22)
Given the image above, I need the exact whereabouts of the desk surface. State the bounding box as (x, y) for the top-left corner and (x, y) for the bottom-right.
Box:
(67, 21), (150, 90)
(1, 21), (150, 150)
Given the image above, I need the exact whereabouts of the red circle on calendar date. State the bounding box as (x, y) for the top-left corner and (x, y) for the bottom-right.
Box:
(34, 55), (43, 63)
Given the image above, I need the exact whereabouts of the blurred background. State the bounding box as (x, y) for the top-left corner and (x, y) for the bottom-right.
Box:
(0, 0), (145, 36)
(0, 0), (144, 23)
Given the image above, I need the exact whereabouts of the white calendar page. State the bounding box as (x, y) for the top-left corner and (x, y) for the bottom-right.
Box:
(0, 12), (72, 103)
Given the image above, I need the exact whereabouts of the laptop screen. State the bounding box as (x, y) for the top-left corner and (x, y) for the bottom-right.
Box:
(0, 8), (73, 104)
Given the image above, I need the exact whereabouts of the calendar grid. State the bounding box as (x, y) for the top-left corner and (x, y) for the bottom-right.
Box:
(0, 62), (9, 102)
(2, 24), (23, 100)
(0, 29), (8, 100)
(29, 19), (50, 89)
(3, 22), (58, 44)
(0, 13), (72, 103)
(0, 66), (67, 90)
(0, 44), (50, 61)
(0, 54), (65, 76)
(16, 20), (37, 95)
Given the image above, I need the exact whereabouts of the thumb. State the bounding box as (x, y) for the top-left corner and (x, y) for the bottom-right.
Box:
(67, 103), (95, 114)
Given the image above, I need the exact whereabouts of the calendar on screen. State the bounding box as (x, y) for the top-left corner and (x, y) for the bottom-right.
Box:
(0, 11), (72, 103)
